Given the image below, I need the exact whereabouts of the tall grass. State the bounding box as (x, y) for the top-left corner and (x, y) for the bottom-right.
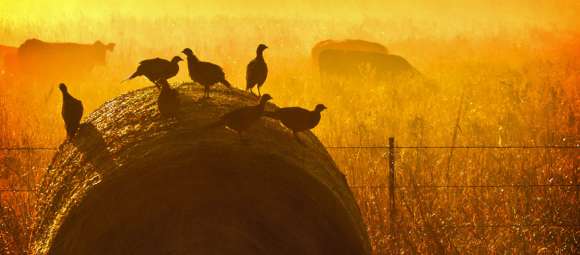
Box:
(0, 15), (578, 254)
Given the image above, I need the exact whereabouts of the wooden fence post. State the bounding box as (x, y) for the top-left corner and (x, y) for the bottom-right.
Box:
(388, 137), (396, 232)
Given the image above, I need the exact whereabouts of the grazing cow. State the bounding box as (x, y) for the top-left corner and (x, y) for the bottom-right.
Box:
(318, 49), (419, 80)
(311, 39), (388, 67)
(17, 39), (115, 81)
(312, 39), (419, 80)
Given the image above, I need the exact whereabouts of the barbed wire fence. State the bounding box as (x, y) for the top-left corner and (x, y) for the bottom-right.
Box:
(326, 138), (579, 253)
(1, 139), (579, 251)
(1, 141), (579, 200)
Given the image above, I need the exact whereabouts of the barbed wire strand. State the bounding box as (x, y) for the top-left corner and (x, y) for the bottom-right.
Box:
(1, 145), (578, 151)
(350, 184), (580, 189)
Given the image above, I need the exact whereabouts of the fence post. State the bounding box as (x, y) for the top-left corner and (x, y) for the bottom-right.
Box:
(388, 137), (396, 232)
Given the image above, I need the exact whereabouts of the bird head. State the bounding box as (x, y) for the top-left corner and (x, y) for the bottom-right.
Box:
(59, 83), (67, 93)
(259, 94), (273, 104)
(182, 48), (193, 56)
(172, 56), (183, 63)
(314, 104), (327, 112)
(257, 44), (268, 52)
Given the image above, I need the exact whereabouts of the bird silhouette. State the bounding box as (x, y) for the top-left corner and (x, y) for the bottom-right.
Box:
(264, 104), (326, 144)
(208, 94), (273, 141)
(157, 80), (180, 118)
(182, 48), (232, 98)
(246, 44), (268, 96)
(124, 56), (182, 88)
(59, 83), (83, 139)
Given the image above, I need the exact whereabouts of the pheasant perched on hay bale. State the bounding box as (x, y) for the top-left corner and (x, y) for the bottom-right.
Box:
(207, 94), (272, 141)
(157, 80), (180, 118)
(59, 83), (83, 139)
(124, 56), (183, 88)
(182, 48), (233, 98)
(264, 104), (326, 144)
(246, 44), (268, 96)
(33, 85), (371, 255)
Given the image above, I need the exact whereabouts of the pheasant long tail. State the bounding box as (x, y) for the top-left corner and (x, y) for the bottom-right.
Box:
(121, 70), (140, 83)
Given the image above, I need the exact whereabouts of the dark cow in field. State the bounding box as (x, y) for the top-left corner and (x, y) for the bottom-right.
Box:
(15, 39), (115, 82)
(312, 39), (419, 80)
(311, 39), (388, 66)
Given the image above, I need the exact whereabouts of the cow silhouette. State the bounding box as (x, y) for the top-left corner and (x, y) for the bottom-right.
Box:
(312, 39), (418, 80)
(311, 39), (388, 67)
(15, 39), (115, 82)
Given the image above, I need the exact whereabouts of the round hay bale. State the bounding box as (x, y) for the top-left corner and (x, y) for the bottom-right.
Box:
(33, 85), (371, 255)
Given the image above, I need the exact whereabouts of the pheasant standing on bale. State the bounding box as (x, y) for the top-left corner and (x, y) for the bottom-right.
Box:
(246, 44), (268, 96)
(182, 48), (232, 98)
(157, 80), (180, 118)
(59, 83), (83, 140)
(209, 94), (273, 141)
(124, 56), (182, 88)
(264, 104), (326, 144)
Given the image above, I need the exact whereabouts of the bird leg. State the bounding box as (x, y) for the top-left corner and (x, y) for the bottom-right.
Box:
(257, 86), (261, 97)
(156, 79), (170, 89)
(152, 79), (162, 89)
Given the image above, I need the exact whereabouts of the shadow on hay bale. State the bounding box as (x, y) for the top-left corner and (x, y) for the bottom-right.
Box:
(33, 85), (371, 255)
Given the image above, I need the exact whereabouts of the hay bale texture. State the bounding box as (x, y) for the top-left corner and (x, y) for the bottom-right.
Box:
(33, 85), (371, 255)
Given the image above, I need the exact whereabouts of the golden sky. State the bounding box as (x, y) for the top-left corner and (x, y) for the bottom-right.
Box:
(1, 0), (579, 29)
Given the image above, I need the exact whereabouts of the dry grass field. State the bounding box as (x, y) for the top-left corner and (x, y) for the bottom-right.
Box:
(0, 8), (579, 254)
